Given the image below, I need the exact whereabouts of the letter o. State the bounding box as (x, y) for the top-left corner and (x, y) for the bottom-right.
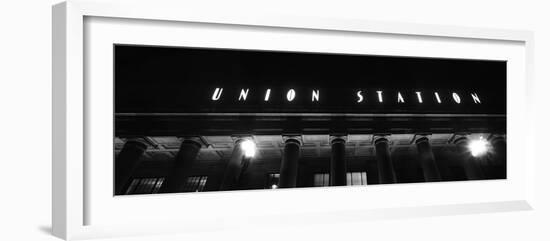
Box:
(452, 92), (461, 103)
(286, 89), (296, 101)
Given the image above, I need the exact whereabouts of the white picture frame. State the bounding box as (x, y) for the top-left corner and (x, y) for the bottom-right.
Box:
(52, 0), (535, 240)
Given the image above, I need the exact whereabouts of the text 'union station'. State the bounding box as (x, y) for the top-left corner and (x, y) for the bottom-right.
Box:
(113, 45), (506, 195)
(211, 88), (483, 104)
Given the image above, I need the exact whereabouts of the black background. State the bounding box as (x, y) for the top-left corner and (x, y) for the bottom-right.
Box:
(115, 45), (506, 115)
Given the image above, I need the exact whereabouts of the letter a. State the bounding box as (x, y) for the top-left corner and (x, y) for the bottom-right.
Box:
(397, 92), (405, 103)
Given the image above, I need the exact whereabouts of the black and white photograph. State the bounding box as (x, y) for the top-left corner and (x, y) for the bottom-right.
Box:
(114, 45), (507, 195)
(5, 0), (550, 240)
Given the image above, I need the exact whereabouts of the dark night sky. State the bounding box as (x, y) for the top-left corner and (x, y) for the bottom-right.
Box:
(114, 45), (506, 114)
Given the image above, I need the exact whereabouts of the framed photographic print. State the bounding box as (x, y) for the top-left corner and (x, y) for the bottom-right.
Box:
(53, 0), (535, 240)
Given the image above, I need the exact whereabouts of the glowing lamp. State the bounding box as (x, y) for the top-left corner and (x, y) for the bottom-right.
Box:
(468, 137), (490, 157)
(240, 139), (257, 158)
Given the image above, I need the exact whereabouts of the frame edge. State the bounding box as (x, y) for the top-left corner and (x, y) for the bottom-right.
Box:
(54, 1), (536, 239)
(52, 1), (68, 240)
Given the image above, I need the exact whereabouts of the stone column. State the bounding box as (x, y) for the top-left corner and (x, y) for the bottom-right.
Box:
(454, 137), (485, 180)
(160, 138), (202, 193)
(415, 136), (442, 182)
(374, 136), (397, 184)
(278, 136), (302, 188)
(330, 136), (347, 186)
(115, 139), (148, 195)
(219, 138), (248, 190)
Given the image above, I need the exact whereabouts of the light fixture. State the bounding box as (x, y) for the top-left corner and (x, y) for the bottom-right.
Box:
(468, 137), (490, 157)
(240, 139), (256, 158)
(271, 184), (278, 189)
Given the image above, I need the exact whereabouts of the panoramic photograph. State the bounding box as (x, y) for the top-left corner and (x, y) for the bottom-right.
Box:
(113, 45), (506, 195)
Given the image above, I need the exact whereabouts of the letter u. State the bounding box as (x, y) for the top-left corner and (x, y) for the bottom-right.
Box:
(212, 88), (223, 101)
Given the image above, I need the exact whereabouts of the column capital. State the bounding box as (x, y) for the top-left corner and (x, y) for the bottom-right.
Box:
(123, 138), (149, 149)
(329, 135), (347, 144)
(283, 135), (303, 146)
(490, 134), (506, 143)
(450, 133), (470, 145)
(231, 135), (254, 144)
(177, 136), (208, 148)
(123, 137), (147, 143)
(373, 134), (391, 145)
(413, 133), (432, 144)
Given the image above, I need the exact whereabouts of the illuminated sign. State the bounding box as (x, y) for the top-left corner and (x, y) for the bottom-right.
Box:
(114, 45), (506, 115)
(211, 88), (482, 104)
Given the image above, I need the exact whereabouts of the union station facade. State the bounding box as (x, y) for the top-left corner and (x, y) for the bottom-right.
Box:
(114, 119), (506, 195)
(113, 45), (507, 195)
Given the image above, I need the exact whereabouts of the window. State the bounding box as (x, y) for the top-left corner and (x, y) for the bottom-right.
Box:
(346, 172), (367, 186)
(125, 177), (164, 195)
(265, 173), (280, 189)
(181, 176), (208, 192)
(313, 173), (330, 187)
